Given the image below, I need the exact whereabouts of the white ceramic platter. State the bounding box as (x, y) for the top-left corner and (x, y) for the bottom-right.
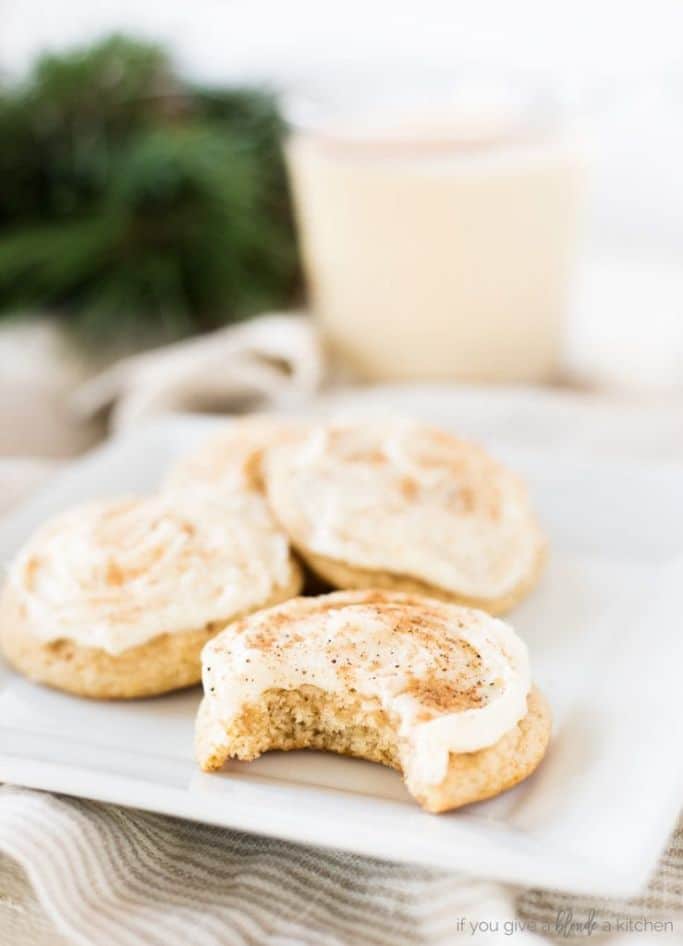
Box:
(1, 408), (682, 896)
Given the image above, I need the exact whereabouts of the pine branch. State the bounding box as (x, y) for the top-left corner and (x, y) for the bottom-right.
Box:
(0, 35), (301, 348)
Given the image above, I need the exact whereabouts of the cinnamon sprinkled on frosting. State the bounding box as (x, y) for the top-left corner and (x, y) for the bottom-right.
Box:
(8, 491), (293, 655)
(202, 590), (531, 785)
(263, 421), (544, 601)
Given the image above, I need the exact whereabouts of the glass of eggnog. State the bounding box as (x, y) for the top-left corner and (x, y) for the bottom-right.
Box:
(284, 74), (583, 383)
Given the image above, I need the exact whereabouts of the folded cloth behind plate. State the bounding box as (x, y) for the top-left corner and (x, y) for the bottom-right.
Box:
(71, 313), (325, 431)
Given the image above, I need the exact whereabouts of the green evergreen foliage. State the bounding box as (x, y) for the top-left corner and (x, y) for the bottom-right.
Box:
(0, 35), (301, 348)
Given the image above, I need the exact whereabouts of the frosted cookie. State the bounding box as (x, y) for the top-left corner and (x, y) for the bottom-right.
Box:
(164, 415), (306, 494)
(263, 422), (545, 614)
(196, 590), (550, 812)
(0, 491), (302, 699)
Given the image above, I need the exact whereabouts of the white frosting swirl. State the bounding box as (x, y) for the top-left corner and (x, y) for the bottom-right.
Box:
(264, 422), (543, 600)
(8, 491), (293, 655)
(201, 591), (531, 786)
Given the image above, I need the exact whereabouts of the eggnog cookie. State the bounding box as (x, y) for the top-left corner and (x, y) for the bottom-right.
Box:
(164, 415), (306, 494)
(196, 590), (550, 812)
(0, 491), (302, 698)
(263, 422), (545, 614)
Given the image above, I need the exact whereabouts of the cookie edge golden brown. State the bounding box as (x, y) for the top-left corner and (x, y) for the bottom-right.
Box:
(196, 684), (550, 812)
(0, 564), (303, 699)
(294, 545), (546, 615)
(411, 686), (551, 812)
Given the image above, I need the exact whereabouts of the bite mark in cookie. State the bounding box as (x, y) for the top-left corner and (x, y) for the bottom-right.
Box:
(196, 590), (551, 811)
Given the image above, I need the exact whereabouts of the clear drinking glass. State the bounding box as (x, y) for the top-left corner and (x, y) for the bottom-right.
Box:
(284, 69), (583, 383)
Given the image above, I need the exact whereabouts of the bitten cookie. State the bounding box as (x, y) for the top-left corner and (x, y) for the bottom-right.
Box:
(196, 590), (551, 812)
(263, 422), (546, 614)
(0, 491), (302, 698)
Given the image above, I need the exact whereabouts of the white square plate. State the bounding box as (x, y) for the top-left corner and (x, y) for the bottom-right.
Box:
(1, 411), (682, 896)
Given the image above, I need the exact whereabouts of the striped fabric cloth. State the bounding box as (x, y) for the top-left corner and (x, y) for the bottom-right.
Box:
(0, 786), (682, 946)
(0, 786), (528, 946)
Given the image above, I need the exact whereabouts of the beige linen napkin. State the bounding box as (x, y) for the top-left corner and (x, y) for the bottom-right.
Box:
(0, 786), (681, 945)
(71, 313), (326, 432)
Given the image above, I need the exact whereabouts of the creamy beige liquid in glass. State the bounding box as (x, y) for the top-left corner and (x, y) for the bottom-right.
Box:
(286, 103), (582, 383)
